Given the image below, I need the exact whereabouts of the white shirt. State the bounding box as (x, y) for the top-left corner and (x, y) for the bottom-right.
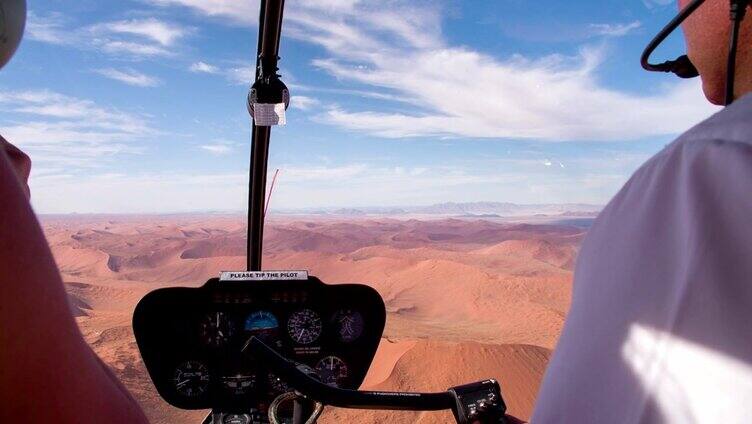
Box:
(532, 93), (752, 423)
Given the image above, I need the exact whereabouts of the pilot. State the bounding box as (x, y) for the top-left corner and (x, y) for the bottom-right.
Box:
(0, 1), (149, 422)
(533, 0), (752, 422)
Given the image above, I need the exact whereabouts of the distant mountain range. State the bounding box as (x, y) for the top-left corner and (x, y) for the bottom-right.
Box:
(276, 202), (602, 217)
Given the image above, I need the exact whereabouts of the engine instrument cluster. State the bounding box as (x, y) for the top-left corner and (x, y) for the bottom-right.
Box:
(133, 274), (386, 417)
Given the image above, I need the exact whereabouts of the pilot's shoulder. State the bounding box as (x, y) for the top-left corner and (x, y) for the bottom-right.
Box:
(639, 93), (752, 180)
(597, 95), (752, 223)
(676, 92), (752, 150)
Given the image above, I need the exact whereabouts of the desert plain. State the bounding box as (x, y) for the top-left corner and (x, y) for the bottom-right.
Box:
(42, 213), (588, 423)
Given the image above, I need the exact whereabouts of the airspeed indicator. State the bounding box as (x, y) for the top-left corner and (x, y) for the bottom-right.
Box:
(287, 309), (322, 345)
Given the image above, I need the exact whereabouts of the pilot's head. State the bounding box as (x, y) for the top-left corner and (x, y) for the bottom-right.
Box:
(679, 0), (752, 105)
(0, 0), (26, 70)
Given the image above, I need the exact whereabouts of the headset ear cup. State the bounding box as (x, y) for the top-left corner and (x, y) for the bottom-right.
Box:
(0, 0), (27, 69)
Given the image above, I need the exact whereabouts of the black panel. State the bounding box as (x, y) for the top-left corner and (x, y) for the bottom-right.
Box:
(132, 276), (386, 412)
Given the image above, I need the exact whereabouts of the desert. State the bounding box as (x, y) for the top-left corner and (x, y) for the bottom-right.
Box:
(42, 212), (588, 423)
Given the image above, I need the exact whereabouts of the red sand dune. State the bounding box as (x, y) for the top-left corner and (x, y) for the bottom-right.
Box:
(40, 215), (584, 423)
(322, 339), (550, 423)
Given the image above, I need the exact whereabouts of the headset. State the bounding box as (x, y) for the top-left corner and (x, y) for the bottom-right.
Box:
(0, 0), (25, 69)
(642, 0), (751, 106)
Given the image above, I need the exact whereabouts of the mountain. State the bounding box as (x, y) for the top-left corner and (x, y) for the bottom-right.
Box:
(276, 202), (601, 217)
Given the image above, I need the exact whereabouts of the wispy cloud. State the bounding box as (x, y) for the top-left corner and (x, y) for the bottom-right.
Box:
(90, 18), (189, 46)
(94, 68), (162, 87)
(589, 21), (642, 37)
(190, 61), (220, 74)
(26, 12), (72, 45)
(25, 153), (649, 213)
(199, 144), (232, 155)
(226, 65), (255, 84)
(27, 11), (188, 59)
(30, 171), (248, 213)
(292, 95), (319, 110)
(642, 0), (675, 9)
(187, 62), (253, 84)
(144, 0), (718, 142)
(0, 90), (153, 169)
(98, 41), (172, 57)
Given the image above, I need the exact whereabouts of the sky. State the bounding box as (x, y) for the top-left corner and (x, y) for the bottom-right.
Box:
(0, 0), (721, 213)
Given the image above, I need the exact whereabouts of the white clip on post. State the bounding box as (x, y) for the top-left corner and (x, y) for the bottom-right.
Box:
(248, 73), (290, 127)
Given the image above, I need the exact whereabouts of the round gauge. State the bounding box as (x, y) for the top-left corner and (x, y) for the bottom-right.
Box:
(222, 373), (256, 395)
(172, 360), (210, 397)
(223, 413), (251, 424)
(331, 309), (364, 342)
(287, 309), (322, 345)
(268, 372), (290, 393)
(245, 311), (280, 346)
(200, 312), (235, 347)
(245, 311), (279, 333)
(315, 356), (348, 387)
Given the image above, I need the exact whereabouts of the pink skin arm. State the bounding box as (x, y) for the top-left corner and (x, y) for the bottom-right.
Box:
(0, 140), (148, 423)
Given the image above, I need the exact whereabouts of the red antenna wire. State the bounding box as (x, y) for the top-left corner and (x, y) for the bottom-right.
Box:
(264, 168), (280, 219)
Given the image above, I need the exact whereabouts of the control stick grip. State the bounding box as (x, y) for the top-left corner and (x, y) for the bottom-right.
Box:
(243, 336), (456, 411)
(448, 380), (508, 424)
(244, 337), (511, 424)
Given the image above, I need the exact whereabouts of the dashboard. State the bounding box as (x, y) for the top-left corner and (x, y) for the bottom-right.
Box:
(132, 274), (386, 418)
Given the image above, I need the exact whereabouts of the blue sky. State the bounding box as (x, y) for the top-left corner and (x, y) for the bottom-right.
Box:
(0, 0), (719, 213)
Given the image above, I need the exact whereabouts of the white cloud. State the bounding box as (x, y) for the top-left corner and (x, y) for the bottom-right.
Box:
(94, 68), (161, 87)
(25, 153), (648, 213)
(642, 0), (675, 9)
(146, 0), (258, 25)
(144, 0), (718, 142)
(26, 12), (73, 45)
(589, 21), (642, 37)
(190, 61), (220, 74)
(27, 13), (186, 59)
(97, 40), (172, 58)
(226, 65), (255, 84)
(267, 162), (617, 209)
(282, 164), (368, 181)
(199, 144), (232, 155)
(292, 95), (319, 110)
(30, 172), (248, 214)
(91, 18), (189, 46)
(0, 90), (152, 168)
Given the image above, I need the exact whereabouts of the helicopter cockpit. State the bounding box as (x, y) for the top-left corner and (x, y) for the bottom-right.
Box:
(130, 0), (513, 422)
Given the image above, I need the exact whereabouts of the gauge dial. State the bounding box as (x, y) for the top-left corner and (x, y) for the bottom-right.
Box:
(315, 356), (348, 387)
(222, 373), (256, 395)
(245, 311), (281, 346)
(287, 309), (322, 345)
(223, 413), (251, 424)
(268, 372), (290, 393)
(245, 311), (279, 332)
(172, 360), (210, 397)
(200, 312), (235, 347)
(331, 309), (364, 342)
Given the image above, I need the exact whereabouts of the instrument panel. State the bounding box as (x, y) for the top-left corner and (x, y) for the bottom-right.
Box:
(133, 275), (386, 414)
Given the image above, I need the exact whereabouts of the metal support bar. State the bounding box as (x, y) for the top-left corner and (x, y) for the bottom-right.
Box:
(246, 0), (286, 271)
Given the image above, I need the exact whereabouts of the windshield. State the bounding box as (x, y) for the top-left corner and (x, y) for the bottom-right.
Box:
(1, 0), (717, 422)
